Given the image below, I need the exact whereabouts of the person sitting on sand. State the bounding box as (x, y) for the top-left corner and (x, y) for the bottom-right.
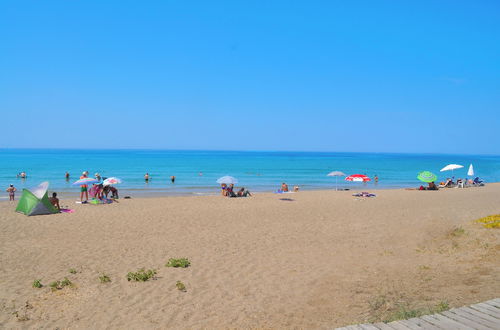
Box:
(237, 187), (252, 197)
(281, 183), (289, 192)
(226, 184), (237, 197)
(49, 192), (61, 211)
(220, 183), (227, 196)
(104, 185), (119, 199)
(6, 184), (16, 201)
(427, 182), (438, 190)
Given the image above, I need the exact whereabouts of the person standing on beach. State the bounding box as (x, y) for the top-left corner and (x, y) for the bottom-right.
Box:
(171, 176), (175, 183)
(6, 184), (16, 201)
(80, 172), (89, 202)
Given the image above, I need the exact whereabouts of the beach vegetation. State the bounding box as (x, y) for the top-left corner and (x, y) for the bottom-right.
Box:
(449, 226), (465, 237)
(32, 279), (43, 288)
(126, 268), (157, 282)
(166, 258), (190, 268)
(176, 280), (186, 292)
(99, 274), (111, 283)
(69, 268), (77, 274)
(49, 277), (73, 290)
(369, 294), (450, 323)
(475, 215), (500, 229)
(12, 311), (29, 322)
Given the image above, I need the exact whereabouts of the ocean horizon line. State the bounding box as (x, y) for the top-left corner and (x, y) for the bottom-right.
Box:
(2, 147), (500, 157)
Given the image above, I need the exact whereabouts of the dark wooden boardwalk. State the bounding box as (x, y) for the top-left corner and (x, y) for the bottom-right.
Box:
(336, 298), (500, 330)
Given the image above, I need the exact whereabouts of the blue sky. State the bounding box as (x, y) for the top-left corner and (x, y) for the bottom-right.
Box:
(1, 1), (499, 154)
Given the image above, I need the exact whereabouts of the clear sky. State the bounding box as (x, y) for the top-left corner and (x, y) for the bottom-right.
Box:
(1, 1), (499, 154)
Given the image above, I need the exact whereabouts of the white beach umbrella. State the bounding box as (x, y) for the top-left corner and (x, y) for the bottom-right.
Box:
(327, 171), (346, 177)
(327, 171), (346, 190)
(440, 164), (464, 178)
(216, 176), (238, 185)
(467, 164), (474, 176)
(103, 177), (122, 186)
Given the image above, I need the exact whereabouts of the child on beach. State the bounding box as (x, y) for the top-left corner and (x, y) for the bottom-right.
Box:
(6, 184), (16, 201)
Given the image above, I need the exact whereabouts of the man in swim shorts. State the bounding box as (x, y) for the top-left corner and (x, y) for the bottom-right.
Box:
(80, 172), (88, 202)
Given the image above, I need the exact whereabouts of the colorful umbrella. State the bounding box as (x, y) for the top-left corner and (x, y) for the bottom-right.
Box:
(72, 178), (99, 186)
(417, 171), (437, 183)
(216, 176), (238, 185)
(345, 174), (371, 182)
(103, 177), (122, 186)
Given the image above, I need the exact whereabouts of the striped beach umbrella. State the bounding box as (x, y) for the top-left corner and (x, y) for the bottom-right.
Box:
(345, 174), (371, 182)
(72, 178), (99, 186)
(417, 171), (437, 183)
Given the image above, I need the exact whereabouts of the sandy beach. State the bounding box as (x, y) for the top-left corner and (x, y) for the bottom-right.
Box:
(0, 185), (499, 329)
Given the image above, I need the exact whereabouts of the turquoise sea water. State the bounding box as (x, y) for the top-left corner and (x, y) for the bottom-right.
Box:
(1, 149), (499, 199)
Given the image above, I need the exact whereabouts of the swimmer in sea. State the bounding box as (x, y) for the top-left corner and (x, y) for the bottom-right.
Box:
(144, 173), (150, 182)
(170, 175), (175, 183)
(65, 172), (70, 181)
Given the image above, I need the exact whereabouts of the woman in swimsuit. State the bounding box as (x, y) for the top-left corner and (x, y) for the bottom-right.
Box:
(6, 184), (16, 201)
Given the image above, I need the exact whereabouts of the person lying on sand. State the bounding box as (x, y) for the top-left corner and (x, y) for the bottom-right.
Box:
(49, 192), (61, 211)
(237, 188), (251, 197)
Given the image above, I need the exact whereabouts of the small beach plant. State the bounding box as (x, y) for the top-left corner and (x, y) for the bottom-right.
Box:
(176, 280), (186, 292)
(99, 274), (111, 283)
(126, 268), (157, 282)
(166, 258), (190, 268)
(69, 268), (77, 274)
(49, 277), (73, 290)
(450, 226), (465, 237)
(32, 279), (43, 288)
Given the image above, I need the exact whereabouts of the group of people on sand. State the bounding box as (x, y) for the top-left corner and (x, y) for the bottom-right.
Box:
(220, 184), (252, 197)
(78, 171), (119, 203)
(440, 177), (484, 188)
(277, 182), (300, 193)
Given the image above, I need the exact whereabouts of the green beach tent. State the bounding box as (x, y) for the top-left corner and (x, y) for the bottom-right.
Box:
(16, 182), (58, 216)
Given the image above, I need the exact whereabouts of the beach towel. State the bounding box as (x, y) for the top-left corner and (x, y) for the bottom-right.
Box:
(60, 209), (75, 213)
(352, 192), (376, 198)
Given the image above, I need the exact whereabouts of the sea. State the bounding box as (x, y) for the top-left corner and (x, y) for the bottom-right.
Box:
(1, 149), (499, 199)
